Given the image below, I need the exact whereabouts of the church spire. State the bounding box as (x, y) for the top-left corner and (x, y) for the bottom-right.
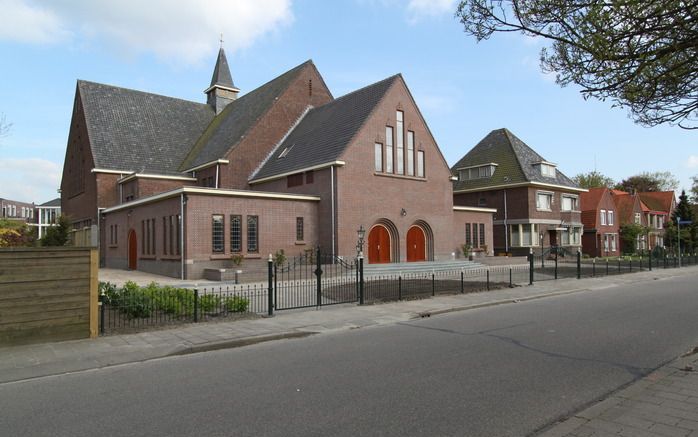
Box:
(204, 45), (239, 114)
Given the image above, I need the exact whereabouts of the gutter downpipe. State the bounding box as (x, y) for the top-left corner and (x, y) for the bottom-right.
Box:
(504, 189), (509, 254)
(331, 165), (336, 257)
(180, 192), (186, 280)
(215, 164), (220, 189)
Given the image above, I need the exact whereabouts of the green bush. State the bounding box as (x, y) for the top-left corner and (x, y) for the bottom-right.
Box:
(225, 295), (250, 313)
(199, 294), (222, 313)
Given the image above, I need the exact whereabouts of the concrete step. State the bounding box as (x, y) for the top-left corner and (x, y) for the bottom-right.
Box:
(363, 260), (485, 276)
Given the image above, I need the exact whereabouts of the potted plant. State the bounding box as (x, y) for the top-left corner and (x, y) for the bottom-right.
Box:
(462, 244), (474, 261)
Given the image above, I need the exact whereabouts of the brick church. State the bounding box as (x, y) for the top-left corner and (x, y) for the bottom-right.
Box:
(61, 49), (494, 279)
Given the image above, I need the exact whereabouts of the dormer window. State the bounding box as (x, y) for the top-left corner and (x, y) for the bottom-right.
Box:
(534, 161), (556, 178)
(458, 163), (497, 181)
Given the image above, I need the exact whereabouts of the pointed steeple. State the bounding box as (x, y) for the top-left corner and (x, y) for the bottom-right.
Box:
(205, 47), (240, 114)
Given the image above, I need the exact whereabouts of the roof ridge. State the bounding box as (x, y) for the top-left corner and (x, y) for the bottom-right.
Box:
(501, 128), (529, 182)
(321, 74), (400, 107)
(77, 80), (209, 108)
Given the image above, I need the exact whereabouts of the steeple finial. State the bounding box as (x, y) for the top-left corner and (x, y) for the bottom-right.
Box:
(220, 33), (224, 48)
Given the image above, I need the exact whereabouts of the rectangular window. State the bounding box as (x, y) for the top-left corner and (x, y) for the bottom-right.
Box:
(407, 131), (415, 176)
(634, 213), (641, 224)
(396, 111), (404, 175)
(385, 126), (393, 173)
(374, 143), (383, 172)
(141, 220), (146, 255)
(163, 217), (168, 255)
(479, 223), (485, 247)
(611, 234), (617, 252)
(151, 219), (156, 255)
(600, 209), (607, 225)
(536, 192), (553, 210)
(287, 173), (303, 188)
(212, 215), (224, 253)
(472, 223), (479, 248)
(296, 217), (304, 241)
(230, 215), (242, 252)
(510, 225), (520, 247)
(608, 210), (614, 226)
(603, 235), (609, 252)
(561, 195), (578, 211)
(541, 163), (556, 177)
(176, 215), (181, 255)
(465, 223), (471, 246)
(247, 216), (258, 253)
(417, 151), (424, 178)
(657, 215), (662, 229)
(169, 216), (175, 256)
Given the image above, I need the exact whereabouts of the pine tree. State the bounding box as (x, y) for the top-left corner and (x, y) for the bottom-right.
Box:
(671, 191), (696, 253)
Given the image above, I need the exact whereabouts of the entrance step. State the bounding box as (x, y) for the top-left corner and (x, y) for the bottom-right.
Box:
(363, 260), (485, 276)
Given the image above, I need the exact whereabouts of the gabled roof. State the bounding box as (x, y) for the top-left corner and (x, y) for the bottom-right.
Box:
(39, 198), (61, 207)
(78, 80), (214, 175)
(250, 74), (399, 182)
(208, 48), (236, 90)
(580, 187), (607, 211)
(610, 191), (639, 223)
(638, 191), (675, 213)
(180, 60), (314, 171)
(451, 128), (579, 191)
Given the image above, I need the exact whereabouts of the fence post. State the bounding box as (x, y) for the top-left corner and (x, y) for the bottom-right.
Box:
(664, 254), (667, 269)
(617, 258), (621, 273)
(592, 258), (596, 277)
(629, 258), (632, 272)
(509, 268), (513, 288)
(267, 255), (273, 316)
(99, 291), (105, 335)
(554, 250), (558, 280)
(399, 275), (403, 300)
(315, 247), (322, 309)
(460, 270), (464, 293)
(529, 249), (534, 285)
(649, 250), (652, 271)
(576, 249), (581, 279)
(486, 269), (490, 291)
(359, 255), (364, 305)
(194, 289), (199, 322)
(431, 272), (435, 297)
(606, 259), (609, 275)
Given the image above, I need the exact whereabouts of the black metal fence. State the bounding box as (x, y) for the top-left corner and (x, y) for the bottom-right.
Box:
(98, 248), (698, 335)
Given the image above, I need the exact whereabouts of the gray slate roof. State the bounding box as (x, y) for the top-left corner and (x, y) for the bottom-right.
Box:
(251, 74), (399, 181)
(451, 128), (578, 191)
(39, 198), (61, 207)
(180, 61), (312, 170)
(78, 80), (214, 174)
(209, 48), (235, 89)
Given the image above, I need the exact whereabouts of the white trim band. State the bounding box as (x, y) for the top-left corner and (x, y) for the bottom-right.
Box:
(182, 159), (230, 174)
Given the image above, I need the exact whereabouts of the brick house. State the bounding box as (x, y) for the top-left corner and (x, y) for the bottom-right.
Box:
(61, 48), (495, 279)
(638, 191), (675, 248)
(452, 129), (586, 257)
(610, 190), (646, 253)
(580, 188), (620, 257)
(0, 198), (35, 223)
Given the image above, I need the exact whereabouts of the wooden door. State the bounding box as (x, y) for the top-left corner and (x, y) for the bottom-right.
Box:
(368, 225), (391, 264)
(128, 229), (137, 270)
(406, 226), (426, 262)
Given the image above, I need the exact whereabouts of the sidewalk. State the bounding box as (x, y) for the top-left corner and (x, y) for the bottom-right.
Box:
(1, 267), (697, 398)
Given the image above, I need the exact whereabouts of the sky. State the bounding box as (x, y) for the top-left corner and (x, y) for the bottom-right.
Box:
(0, 0), (695, 203)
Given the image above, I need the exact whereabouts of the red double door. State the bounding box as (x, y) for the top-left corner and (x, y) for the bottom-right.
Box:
(368, 225), (425, 264)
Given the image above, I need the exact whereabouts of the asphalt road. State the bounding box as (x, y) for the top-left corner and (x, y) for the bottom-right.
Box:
(3, 273), (698, 437)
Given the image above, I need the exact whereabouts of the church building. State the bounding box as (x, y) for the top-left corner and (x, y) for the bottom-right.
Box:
(60, 48), (494, 279)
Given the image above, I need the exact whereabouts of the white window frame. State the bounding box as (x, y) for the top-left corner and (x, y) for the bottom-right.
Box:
(634, 212), (641, 224)
(608, 210), (614, 226)
(600, 209), (607, 226)
(540, 163), (556, 177)
(536, 191), (553, 211)
(417, 150), (424, 178)
(374, 143), (383, 172)
(561, 195), (578, 212)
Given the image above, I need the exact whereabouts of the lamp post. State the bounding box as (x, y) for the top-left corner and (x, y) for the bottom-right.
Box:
(356, 225), (365, 305)
(356, 225), (366, 257)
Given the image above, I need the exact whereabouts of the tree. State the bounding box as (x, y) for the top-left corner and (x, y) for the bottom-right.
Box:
(0, 218), (36, 247)
(671, 190), (696, 252)
(40, 215), (71, 247)
(455, 1), (698, 129)
(615, 171), (679, 193)
(572, 171), (614, 189)
(691, 176), (698, 203)
(619, 223), (644, 255)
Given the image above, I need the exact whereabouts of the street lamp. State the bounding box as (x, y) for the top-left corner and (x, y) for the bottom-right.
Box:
(356, 225), (366, 257)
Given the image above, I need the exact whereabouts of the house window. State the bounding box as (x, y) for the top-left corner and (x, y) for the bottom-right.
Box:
(608, 210), (614, 226)
(141, 220), (145, 255)
(212, 215), (224, 253)
(465, 223), (471, 246)
(385, 126), (394, 173)
(561, 195), (578, 212)
(163, 217), (167, 255)
(296, 217), (304, 241)
(417, 151), (424, 178)
(634, 213), (641, 224)
(375, 143), (383, 172)
(230, 215), (242, 252)
(611, 234), (617, 252)
(603, 234), (609, 252)
(510, 225), (520, 247)
(247, 215), (258, 253)
(536, 192), (553, 211)
(396, 111), (404, 175)
(479, 223), (485, 247)
(407, 131), (415, 176)
(510, 224), (539, 247)
(600, 209), (607, 225)
(540, 163), (556, 177)
(472, 223), (478, 248)
(305, 171), (314, 184)
(561, 227), (581, 246)
(287, 173), (303, 188)
(478, 197), (487, 207)
(657, 216), (662, 229)
(459, 165), (496, 181)
(176, 215), (181, 255)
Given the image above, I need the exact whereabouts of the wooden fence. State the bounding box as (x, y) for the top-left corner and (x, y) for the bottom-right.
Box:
(0, 247), (98, 346)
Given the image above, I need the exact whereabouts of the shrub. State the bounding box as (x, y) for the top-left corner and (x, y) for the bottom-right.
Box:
(120, 281), (153, 318)
(199, 294), (222, 313)
(225, 296), (250, 313)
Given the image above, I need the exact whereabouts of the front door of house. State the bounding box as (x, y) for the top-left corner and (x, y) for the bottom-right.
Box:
(128, 229), (137, 270)
(406, 226), (426, 262)
(368, 225), (391, 264)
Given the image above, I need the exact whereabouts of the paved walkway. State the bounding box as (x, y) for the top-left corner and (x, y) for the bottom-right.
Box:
(3, 267), (698, 437)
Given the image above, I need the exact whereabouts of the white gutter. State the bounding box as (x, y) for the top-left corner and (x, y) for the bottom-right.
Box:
(249, 161), (346, 185)
(92, 168), (132, 175)
(453, 206), (497, 213)
(454, 181), (588, 194)
(331, 165), (335, 256)
(180, 192), (185, 280)
(182, 159), (230, 174)
(102, 187), (321, 214)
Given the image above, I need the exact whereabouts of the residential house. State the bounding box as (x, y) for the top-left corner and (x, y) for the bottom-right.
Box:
(34, 198), (62, 239)
(61, 48), (495, 279)
(0, 198), (35, 223)
(451, 129), (586, 257)
(638, 191), (675, 248)
(580, 188), (620, 257)
(610, 190), (647, 253)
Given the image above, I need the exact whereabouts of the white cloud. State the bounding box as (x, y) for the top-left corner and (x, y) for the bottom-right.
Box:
(0, 158), (61, 202)
(406, 0), (456, 22)
(0, 0), (293, 64)
(687, 155), (698, 169)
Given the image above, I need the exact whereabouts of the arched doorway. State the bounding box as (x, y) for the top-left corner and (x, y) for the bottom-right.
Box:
(368, 225), (391, 264)
(128, 229), (137, 270)
(406, 226), (426, 262)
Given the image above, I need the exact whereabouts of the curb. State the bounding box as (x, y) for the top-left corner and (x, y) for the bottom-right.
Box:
(167, 331), (316, 357)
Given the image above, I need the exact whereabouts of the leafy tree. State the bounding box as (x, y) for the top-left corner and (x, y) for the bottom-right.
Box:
(619, 223), (644, 255)
(0, 218), (35, 247)
(455, 1), (698, 129)
(671, 190), (696, 252)
(572, 171), (614, 189)
(40, 215), (71, 247)
(615, 171), (679, 193)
